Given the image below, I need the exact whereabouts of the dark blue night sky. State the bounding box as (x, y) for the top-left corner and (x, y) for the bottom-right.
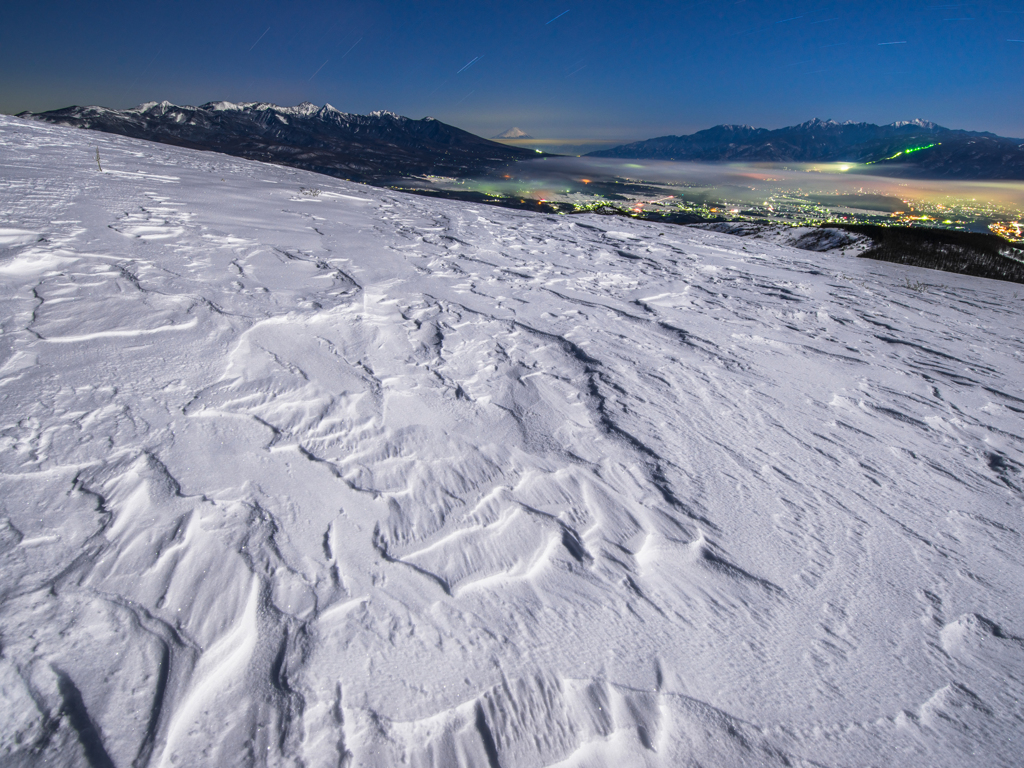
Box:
(3, 0), (1022, 142)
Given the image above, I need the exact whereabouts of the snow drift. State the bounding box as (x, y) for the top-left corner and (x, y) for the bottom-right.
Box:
(1, 115), (1022, 767)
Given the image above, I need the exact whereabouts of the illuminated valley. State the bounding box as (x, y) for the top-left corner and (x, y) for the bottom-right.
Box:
(393, 156), (1024, 242)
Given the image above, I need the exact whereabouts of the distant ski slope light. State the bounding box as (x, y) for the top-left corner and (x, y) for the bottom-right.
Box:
(867, 143), (941, 164)
(0, 115), (1022, 768)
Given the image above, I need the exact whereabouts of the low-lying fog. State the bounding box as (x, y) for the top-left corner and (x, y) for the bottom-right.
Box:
(452, 157), (1024, 223)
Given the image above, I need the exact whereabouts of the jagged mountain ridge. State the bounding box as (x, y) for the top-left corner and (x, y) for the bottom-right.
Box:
(19, 100), (541, 181)
(588, 118), (1024, 179)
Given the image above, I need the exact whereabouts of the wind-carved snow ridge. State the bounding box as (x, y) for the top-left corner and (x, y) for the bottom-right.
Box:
(1, 115), (1023, 768)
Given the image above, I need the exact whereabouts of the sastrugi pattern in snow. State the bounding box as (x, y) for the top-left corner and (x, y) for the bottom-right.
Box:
(0, 116), (1022, 767)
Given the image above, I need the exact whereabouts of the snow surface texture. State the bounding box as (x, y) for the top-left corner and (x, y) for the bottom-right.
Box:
(690, 222), (873, 256)
(1, 115), (1023, 768)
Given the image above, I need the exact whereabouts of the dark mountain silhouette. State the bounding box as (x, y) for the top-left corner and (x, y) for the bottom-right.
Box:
(588, 118), (1024, 179)
(19, 100), (541, 181)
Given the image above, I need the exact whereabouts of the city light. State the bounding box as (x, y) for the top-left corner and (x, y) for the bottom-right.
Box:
(398, 161), (1024, 239)
(990, 221), (1023, 242)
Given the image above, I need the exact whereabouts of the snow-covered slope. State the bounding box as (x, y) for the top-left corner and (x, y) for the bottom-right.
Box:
(1, 116), (1022, 768)
(690, 221), (874, 256)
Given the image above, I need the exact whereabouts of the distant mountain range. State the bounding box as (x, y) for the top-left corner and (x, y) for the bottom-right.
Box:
(18, 104), (1024, 182)
(588, 118), (1024, 179)
(19, 101), (540, 181)
(493, 127), (533, 139)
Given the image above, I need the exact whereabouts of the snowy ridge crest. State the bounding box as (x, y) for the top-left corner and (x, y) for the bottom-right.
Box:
(120, 100), (381, 122)
(19, 98), (538, 180)
(891, 118), (940, 129)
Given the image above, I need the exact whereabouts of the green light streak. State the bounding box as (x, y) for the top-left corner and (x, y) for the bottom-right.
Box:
(867, 143), (940, 164)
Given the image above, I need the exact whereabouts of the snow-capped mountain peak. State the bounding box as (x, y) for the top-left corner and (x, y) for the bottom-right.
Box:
(131, 100), (176, 115)
(797, 117), (841, 129)
(202, 101), (246, 112)
(890, 118), (939, 129)
(493, 127), (533, 139)
(287, 101), (319, 116)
